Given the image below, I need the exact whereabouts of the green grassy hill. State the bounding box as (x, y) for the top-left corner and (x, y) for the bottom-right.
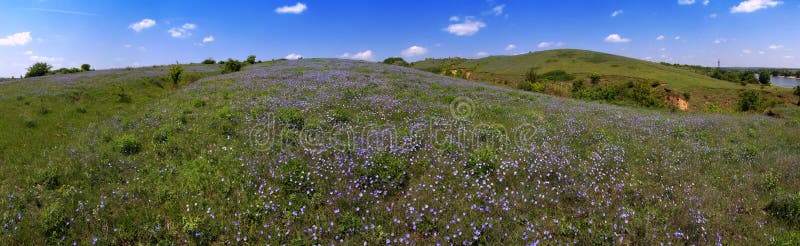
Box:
(1, 59), (799, 244)
(412, 49), (795, 111)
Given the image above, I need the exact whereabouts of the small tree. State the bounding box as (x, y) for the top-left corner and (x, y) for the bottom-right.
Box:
(738, 90), (763, 112)
(222, 59), (243, 73)
(25, 62), (52, 78)
(758, 71), (771, 85)
(81, 64), (91, 71)
(168, 64), (183, 85)
(246, 55), (256, 64)
(382, 57), (409, 66)
(590, 72), (601, 84)
(201, 58), (216, 64)
(794, 86), (800, 105)
(525, 68), (537, 83)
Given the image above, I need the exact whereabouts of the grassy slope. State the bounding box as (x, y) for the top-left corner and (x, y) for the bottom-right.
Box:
(413, 49), (795, 111)
(0, 59), (799, 244)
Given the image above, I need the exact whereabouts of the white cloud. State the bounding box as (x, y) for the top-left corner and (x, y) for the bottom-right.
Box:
(678, 0), (696, 5)
(505, 44), (516, 51)
(275, 2), (307, 14)
(340, 50), (374, 61)
(202, 36), (215, 43)
(713, 38), (727, 44)
(449, 16), (459, 22)
(758, 50), (765, 54)
(129, 18), (156, 32)
(123, 44), (132, 48)
(741, 49), (752, 54)
(29, 55), (64, 63)
(709, 13), (718, 18)
(285, 53), (303, 60)
(730, 0), (782, 13)
(537, 41), (564, 49)
(444, 17), (486, 36)
(660, 47), (667, 51)
(604, 34), (631, 43)
(656, 35), (665, 41)
(0, 32), (32, 46)
(475, 52), (490, 58)
(492, 4), (505, 16)
(611, 10), (623, 17)
(674, 36), (681, 40)
(703, 0), (711, 5)
(401, 45), (429, 57)
(769, 44), (784, 50)
(168, 23), (196, 38)
(785, 55), (795, 59)
(24, 50), (33, 55)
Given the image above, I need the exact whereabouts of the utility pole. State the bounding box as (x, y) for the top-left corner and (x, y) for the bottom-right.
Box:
(717, 59), (720, 70)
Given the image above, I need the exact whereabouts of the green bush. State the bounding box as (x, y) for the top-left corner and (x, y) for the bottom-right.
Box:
(794, 86), (800, 105)
(765, 192), (800, 227)
(276, 108), (305, 130)
(467, 147), (498, 176)
(81, 64), (91, 71)
(518, 81), (544, 93)
(116, 134), (142, 155)
(246, 55), (257, 65)
(222, 59), (243, 73)
(280, 159), (311, 194)
(25, 62), (52, 78)
(738, 91), (764, 112)
(168, 65), (183, 85)
(525, 68), (538, 83)
(201, 58), (216, 64)
(590, 72), (602, 84)
(359, 152), (409, 194)
(212, 106), (240, 135)
(382, 57), (409, 66)
(541, 70), (575, 81)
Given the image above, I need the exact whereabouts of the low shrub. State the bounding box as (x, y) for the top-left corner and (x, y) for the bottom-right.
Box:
(168, 65), (183, 85)
(467, 147), (498, 176)
(222, 59), (243, 73)
(116, 134), (142, 155)
(541, 70), (576, 81)
(280, 159), (312, 194)
(359, 152), (409, 194)
(276, 108), (305, 130)
(765, 192), (800, 227)
(201, 58), (216, 64)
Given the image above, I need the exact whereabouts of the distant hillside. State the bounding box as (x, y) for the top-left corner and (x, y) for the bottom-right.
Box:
(412, 49), (795, 112)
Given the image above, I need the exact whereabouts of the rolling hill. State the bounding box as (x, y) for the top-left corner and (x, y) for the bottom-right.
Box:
(412, 49), (795, 111)
(0, 59), (799, 244)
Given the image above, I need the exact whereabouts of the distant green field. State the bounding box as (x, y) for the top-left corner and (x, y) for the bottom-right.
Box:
(412, 49), (795, 111)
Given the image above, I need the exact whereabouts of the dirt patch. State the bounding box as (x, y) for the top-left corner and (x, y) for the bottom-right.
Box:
(667, 96), (689, 111)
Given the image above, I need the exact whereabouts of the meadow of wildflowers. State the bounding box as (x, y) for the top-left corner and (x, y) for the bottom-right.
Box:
(0, 59), (798, 244)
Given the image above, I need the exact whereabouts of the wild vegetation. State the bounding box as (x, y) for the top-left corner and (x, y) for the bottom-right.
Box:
(412, 49), (797, 112)
(1, 58), (799, 244)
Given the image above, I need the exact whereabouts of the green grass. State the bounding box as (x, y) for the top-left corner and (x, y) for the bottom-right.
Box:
(412, 49), (796, 111)
(1, 59), (799, 244)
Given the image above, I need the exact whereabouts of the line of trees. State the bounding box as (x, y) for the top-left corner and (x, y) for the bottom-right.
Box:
(24, 62), (92, 78)
(660, 62), (777, 86)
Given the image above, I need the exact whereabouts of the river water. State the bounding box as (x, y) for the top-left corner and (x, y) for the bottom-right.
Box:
(771, 76), (800, 88)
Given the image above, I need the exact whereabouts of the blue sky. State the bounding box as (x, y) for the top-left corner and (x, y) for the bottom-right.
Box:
(1, 0), (798, 77)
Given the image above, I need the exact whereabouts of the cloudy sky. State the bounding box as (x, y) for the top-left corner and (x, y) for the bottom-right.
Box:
(0, 0), (798, 77)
